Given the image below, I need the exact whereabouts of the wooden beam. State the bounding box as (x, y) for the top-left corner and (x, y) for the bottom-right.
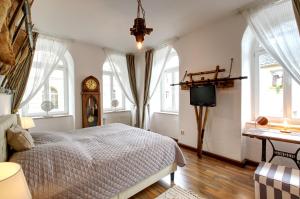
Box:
(12, 15), (26, 45)
(9, 0), (26, 30)
(187, 68), (225, 77)
(195, 106), (204, 158)
(171, 76), (248, 87)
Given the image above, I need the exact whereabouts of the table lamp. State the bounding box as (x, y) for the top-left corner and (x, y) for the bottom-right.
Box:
(280, 118), (290, 133)
(0, 162), (31, 199)
(20, 117), (35, 131)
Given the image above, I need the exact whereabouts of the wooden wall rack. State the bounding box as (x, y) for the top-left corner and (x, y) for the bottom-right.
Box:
(171, 61), (247, 158)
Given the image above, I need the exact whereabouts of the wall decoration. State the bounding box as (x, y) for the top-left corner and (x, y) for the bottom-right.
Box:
(171, 59), (248, 158)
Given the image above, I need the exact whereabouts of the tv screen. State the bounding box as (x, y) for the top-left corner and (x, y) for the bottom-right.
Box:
(190, 85), (216, 107)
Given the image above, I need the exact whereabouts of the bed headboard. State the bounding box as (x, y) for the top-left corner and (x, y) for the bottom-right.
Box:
(0, 114), (17, 162)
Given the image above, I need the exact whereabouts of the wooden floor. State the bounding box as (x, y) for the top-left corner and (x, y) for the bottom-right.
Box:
(131, 148), (256, 199)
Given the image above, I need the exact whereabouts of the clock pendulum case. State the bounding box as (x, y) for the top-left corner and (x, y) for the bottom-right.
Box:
(81, 76), (102, 128)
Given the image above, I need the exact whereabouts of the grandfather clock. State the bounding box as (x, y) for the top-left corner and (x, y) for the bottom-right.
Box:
(81, 76), (101, 128)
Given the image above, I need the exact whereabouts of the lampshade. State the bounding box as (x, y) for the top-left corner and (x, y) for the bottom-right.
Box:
(0, 162), (31, 199)
(20, 117), (35, 129)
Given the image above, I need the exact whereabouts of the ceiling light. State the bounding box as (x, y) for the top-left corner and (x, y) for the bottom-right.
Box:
(130, 0), (153, 50)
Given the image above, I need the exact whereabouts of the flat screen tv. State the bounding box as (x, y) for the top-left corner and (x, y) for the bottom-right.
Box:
(190, 84), (216, 107)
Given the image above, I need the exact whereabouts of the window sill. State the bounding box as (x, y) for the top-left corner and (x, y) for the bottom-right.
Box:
(32, 115), (72, 120)
(246, 121), (300, 131)
(104, 110), (131, 114)
(155, 112), (179, 116)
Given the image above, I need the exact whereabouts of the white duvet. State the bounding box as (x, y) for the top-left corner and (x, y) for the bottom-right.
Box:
(10, 123), (185, 199)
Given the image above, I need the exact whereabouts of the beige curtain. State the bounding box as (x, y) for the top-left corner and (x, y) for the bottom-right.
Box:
(293, 0), (300, 33)
(3, 32), (38, 113)
(126, 54), (140, 127)
(141, 49), (154, 129)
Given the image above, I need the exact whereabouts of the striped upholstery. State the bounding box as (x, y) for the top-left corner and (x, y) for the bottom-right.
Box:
(254, 162), (300, 199)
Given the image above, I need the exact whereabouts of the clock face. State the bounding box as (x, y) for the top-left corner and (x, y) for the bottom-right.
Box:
(85, 79), (97, 90)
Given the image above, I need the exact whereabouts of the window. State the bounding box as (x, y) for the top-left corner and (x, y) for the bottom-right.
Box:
(254, 46), (300, 122)
(160, 49), (179, 113)
(21, 55), (69, 117)
(102, 61), (126, 112)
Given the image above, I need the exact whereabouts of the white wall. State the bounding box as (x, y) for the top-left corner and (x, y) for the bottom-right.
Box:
(31, 116), (74, 132)
(0, 94), (12, 116)
(151, 113), (179, 139)
(174, 14), (246, 161)
(103, 111), (131, 126)
(67, 41), (106, 129)
(140, 14), (247, 161)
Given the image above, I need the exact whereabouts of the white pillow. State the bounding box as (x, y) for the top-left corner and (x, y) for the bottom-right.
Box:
(6, 124), (34, 151)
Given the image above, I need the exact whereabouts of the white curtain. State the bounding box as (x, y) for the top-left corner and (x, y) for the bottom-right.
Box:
(20, 35), (67, 108)
(243, 0), (300, 84)
(143, 45), (172, 130)
(104, 49), (136, 126)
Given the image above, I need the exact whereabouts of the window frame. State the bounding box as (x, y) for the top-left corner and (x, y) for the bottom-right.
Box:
(102, 70), (126, 112)
(159, 51), (179, 114)
(253, 45), (299, 124)
(22, 62), (69, 117)
(160, 67), (179, 113)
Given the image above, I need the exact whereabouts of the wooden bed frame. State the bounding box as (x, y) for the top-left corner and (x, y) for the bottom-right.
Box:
(112, 163), (176, 199)
(0, 114), (177, 199)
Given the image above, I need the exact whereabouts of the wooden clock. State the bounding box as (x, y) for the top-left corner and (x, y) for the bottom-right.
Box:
(81, 76), (101, 128)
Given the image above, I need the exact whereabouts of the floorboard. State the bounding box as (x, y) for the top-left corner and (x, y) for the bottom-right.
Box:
(131, 148), (256, 199)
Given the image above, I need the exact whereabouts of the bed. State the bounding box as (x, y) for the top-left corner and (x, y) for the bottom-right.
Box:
(0, 114), (185, 199)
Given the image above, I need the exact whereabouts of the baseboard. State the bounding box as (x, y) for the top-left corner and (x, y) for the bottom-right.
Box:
(244, 159), (259, 167)
(178, 143), (258, 168)
(202, 150), (246, 168)
(178, 143), (197, 152)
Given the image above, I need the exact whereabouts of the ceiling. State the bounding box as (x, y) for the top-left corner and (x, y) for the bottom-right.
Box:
(32, 0), (255, 53)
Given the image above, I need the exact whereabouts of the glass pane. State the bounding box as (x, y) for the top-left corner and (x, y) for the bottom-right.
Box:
(258, 53), (283, 117)
(103, 74), (111, 110)
(86, 96), (99, 127)
(113, 77), (124, 110)
(292, 80), (300, 118)
(22, 87), (45, 115)
(162, 72), (173, 111)
(49, 69), (65, 113)
(165, 54), (179, 70)
(103, 61), (112, 72)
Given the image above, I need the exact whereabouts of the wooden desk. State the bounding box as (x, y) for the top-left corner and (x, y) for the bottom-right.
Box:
(243, 128), (300, 168)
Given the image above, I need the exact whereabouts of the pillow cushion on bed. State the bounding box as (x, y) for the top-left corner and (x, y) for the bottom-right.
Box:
(6, 124), (35, 151)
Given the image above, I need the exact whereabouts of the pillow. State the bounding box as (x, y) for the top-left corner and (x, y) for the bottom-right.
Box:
(6, 124), (34, 151)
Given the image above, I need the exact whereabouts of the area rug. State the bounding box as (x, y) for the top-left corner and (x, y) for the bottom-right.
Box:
(155, 185), (205, 199)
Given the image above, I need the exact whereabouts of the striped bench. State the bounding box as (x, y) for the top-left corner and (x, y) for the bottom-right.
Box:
(254, 162), (300, 199)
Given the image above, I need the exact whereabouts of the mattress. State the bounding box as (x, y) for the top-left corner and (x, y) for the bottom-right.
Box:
(10, 123), (185, 199)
